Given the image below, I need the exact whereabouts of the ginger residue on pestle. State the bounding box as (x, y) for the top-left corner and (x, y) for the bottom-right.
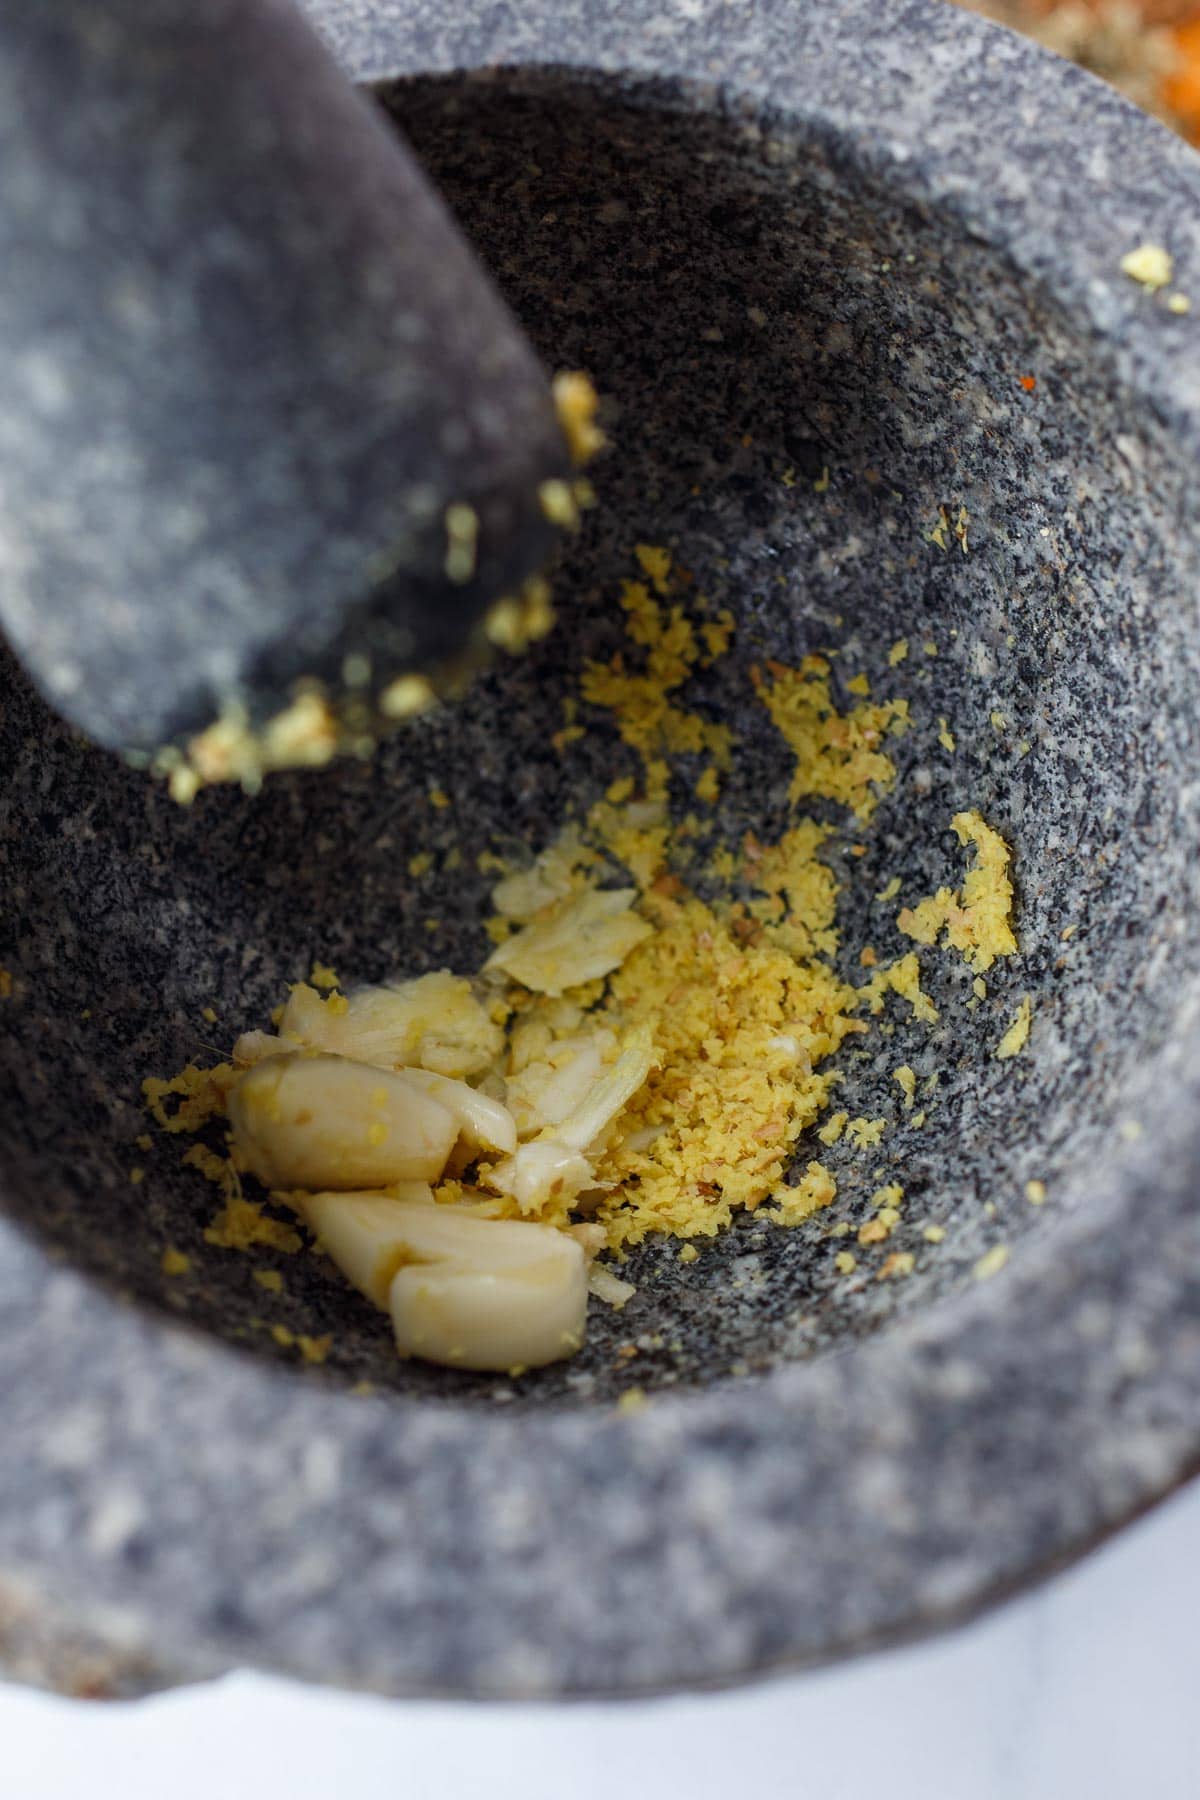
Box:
(156, 372), (605, 806)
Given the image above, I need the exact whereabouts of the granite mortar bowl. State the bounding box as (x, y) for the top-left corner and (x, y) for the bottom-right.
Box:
(3, 0), (1200, 1702)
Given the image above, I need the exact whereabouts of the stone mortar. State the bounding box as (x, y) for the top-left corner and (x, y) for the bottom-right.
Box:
(2, 0), (1200, 1701)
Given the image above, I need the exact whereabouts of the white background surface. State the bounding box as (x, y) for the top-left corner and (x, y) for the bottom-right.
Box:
(2, 1475), (1198, 1799)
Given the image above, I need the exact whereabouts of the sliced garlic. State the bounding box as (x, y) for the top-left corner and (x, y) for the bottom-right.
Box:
(554, 1024), (656, 1151)
(484, 887), (652, 995)
(386, 1207), (588, 1371)
(483, 1026), (655, 1212)
(505, 1034), (607, 1138)
(280, 973), (501, 1078)
(397, 1067), (517, 1155)
(293, 1187), (436, 1306)
(229, 1053), (457, 1190)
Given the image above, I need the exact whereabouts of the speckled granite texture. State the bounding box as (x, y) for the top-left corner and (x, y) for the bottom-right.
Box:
(3, 0), (1200, 1701)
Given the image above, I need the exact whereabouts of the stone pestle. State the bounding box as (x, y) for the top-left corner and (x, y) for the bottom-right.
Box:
(0, 0), (572, 759)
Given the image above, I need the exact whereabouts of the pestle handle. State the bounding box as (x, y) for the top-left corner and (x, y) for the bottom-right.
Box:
(0, 0), (572, 756)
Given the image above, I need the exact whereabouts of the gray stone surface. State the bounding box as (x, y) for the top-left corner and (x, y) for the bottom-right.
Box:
(0, 0), (567, 751)
(3, 0), (1200, 1700)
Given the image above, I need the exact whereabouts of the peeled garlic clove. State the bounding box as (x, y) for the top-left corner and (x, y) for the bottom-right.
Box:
(229, 1053), (457, 1190)
(294, 1187), (435, 1306)
(386, 1209), (587, 1371)
(397, 1067), (517, 1155)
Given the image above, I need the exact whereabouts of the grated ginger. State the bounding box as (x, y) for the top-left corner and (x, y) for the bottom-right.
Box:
(142, 547), (1025, 1370)
(580, 554), (733, 810)
(590, 890), (859, 1246)
(897, 811), (1018, 973)
(753, 654), (909, 822)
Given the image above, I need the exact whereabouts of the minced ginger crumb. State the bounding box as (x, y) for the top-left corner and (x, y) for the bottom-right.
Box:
(267, 1323), (329, 1360)
(844, 1117), (886, 1149)
(553, 370), (605, 465)
(973, 1244), (1010, 1281)
(1120, 243), (1173, 290)
(161, 1247), (190, 1277)
(818, 1111), (849, 1146)
(583, 885), (856, 1247)
(205, 1196), (302, 1255)
(995, 996), (1032, 1060)
(858, 952), (938, 1023)
(743, 820), (840, 960)
(857, 1183), (904, 1245)
(143, 1062), (240, 1134)
(695, 766), (720, 805)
